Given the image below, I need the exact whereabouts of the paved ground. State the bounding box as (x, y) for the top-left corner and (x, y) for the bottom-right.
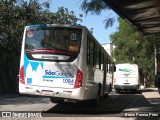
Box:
(0, 93), (20, 100)
(0, 88), (160, 120)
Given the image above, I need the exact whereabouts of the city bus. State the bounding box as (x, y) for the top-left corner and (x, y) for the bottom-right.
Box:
(114, 63), (140, 93)
(19, 24), (115, 105)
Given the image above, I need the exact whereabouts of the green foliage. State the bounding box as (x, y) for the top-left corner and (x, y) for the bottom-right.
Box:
(0, 0), (83, 93)
(80, 0), (109, 15)
(110, 17), (155, 83)
(0, 0), (82, 51)
(80, 0), (114, 28)
(43, 7), (83, 25)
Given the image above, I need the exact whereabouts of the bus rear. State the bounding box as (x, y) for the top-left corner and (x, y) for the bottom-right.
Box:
(19, 24), (84, 100)
(114, 63), (140, 92)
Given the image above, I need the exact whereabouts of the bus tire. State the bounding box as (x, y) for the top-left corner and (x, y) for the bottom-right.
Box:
(50, 98), (64, 103)
(91, 84), (101, 106)
(105, 84), (112, 98)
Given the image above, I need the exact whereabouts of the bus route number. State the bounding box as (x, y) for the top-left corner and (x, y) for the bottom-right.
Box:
(63, 79), (74, 85)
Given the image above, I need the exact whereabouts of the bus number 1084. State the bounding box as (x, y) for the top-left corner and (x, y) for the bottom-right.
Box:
(63, 79), (74, 85)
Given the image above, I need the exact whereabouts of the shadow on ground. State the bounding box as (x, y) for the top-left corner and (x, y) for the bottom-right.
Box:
(43, 89), (160, 118)
(0, 94), (51, 105)
(43, 94), (145, 116)
(115, 88), (157, 94)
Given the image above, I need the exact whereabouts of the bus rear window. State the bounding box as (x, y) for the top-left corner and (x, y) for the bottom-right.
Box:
(25, 27), (82, 62)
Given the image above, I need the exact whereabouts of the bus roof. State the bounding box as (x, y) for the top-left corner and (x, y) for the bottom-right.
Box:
(25, 24), (86, 29)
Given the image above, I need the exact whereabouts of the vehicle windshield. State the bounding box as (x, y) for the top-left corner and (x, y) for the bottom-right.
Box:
(25, 27), (82, 54)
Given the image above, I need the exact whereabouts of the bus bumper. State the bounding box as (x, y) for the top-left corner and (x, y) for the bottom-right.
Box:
(19, 84), (85, 100)
(114, 85), (139, 90)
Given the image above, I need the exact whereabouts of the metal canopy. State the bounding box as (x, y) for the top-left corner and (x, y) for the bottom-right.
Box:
(103, 0), (160, 35)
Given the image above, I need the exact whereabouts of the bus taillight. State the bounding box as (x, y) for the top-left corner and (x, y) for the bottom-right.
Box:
(19, 66), (25, 84)
(74, 69), (83, 88)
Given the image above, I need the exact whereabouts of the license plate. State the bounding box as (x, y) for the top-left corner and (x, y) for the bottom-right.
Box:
(42, 90), (53, 95)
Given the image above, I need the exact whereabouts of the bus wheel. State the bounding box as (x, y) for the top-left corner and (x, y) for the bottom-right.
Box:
(105, 85), (112, 98)
(50, 98), (64, 103)
(92, 85), (101, 106)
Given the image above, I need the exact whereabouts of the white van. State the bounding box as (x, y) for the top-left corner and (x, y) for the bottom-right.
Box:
(114, 63), (140, 92)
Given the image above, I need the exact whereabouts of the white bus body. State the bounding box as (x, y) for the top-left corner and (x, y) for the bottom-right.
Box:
(114, 63), (140, 92)
(19, 24), (114, 104)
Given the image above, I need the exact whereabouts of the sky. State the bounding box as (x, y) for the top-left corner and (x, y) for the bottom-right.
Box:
(43, 0), (119, 44)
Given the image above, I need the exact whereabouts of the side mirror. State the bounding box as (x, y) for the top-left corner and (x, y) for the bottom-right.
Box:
(110, 66), (116, 72)
(114, 66), (116, 72)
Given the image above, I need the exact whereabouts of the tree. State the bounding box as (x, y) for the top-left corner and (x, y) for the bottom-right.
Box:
(41, 7), (83, 25)
(110, 17), (155, 87)
(0, 0), (83, 93)
(80, 0), (115, 28)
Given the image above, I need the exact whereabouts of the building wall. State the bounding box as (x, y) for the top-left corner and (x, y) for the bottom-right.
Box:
(101, 43), (115, 56)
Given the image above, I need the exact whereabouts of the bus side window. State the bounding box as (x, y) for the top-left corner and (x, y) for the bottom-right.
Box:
(99, 50), (101, 70)
(110, 63), (115, 72)
(101, 52), (104, 70)
(111, 65), (116, 72)
(90, 41), (94, 66)
(104, 58), (107, 72)
(96, 48), (100, 69)
(87, 36), (94, 66)
(94, 45), (97, 67)
(106, 57), (108, 72)
(109, 59), (111, 73)
(87, 36), (90, 65)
